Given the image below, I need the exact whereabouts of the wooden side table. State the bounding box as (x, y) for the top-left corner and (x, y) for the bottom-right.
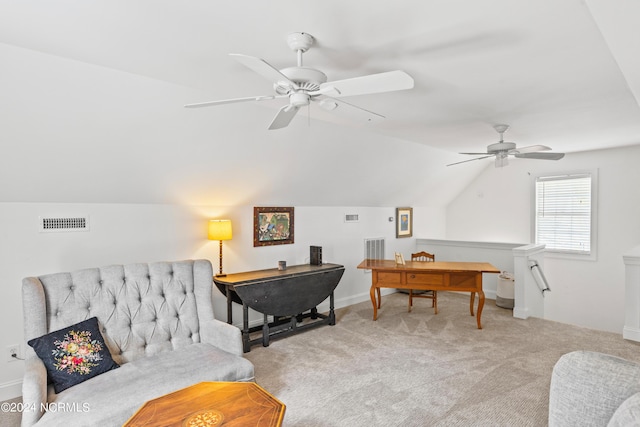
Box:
(124, 382), (285, 427)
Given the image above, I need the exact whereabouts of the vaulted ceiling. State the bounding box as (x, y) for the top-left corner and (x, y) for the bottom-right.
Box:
(1, 0), (639, 207)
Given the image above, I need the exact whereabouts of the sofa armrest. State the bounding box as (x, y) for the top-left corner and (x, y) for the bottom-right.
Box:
(608, 392), (640, 427)
(21, 355), (48, 427)
(549, 351), (640, 427)
(200, 319), (243, 357)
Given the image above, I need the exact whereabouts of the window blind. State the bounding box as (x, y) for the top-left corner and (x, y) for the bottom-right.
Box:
(535, 173), (591, 254)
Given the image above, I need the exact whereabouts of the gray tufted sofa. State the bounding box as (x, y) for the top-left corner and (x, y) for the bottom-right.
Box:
(21, 259), (254, 427)
(549, 350), (640, 426)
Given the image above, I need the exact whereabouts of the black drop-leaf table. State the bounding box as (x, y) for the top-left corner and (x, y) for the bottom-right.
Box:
(213, 263), (345, 352)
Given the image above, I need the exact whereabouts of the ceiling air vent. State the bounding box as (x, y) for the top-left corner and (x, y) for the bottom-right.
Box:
(344, 214), (359, 223)
(39, 216), (90, 233)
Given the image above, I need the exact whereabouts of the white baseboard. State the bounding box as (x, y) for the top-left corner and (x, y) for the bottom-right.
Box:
(0, 379), (22, 401)
(623, 326), (640, 342)
(514, 306), (530, 319)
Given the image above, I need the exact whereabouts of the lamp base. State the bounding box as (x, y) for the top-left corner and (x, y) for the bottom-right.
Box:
(215, 273), (227, 277)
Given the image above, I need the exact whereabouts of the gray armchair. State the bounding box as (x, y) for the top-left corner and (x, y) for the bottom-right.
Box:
(549, 350), (640, 426)
(22, 259), (254, 426)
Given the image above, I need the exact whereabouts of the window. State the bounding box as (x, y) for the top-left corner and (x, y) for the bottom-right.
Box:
(533, 170), (597, 259)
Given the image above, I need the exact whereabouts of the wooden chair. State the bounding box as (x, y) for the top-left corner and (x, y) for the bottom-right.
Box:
(408, 251), (438, 314)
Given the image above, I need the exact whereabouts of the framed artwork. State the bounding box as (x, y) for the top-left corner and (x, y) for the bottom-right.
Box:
(396, 207), (413, 238)
(253, 207), (295, 247)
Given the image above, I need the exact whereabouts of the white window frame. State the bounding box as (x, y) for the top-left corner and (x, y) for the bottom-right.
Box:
(531, 169), (598, 261)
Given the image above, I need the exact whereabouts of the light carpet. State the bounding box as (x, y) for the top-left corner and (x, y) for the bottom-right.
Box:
(244, 292), (640, 427)
(3, 292), (640, 427)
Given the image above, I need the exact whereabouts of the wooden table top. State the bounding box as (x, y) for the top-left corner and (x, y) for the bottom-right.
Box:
(124, 382), (285, 427)
(357, 259), (501, 273)
(214, 263), (344, 286)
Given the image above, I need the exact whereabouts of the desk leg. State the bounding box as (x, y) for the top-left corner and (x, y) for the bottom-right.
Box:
(476, 291), (485, 329)
(370, 285), (379, 320)
(242, 303), (251, 353)
(469, 292), (476, 316)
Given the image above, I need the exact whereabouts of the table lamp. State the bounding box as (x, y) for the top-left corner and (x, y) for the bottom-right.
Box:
(208, 219), (233, 276)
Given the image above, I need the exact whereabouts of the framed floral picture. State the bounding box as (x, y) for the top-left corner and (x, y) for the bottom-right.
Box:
(253, 207), (295, 246)
(396, 207), (413, 238)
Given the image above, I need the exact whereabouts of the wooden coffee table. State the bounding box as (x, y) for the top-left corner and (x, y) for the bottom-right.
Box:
(124, 382), (285, 427)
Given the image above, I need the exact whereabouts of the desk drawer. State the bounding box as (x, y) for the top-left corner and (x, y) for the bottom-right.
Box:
(376, 272), (403, 286)
(407, 273), (443, 286)
(448, 273), (477, 290)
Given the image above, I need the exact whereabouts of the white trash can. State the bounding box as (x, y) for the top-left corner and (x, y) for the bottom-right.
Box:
(496, 272), (514, 309)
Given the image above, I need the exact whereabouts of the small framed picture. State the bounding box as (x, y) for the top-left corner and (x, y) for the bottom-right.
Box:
(394, 252), (406, 265)
(253, 207), (294, 247)
(396, 207), (413, 238)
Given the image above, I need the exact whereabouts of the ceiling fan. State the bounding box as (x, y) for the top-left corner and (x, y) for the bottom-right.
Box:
(185, 32), (414, 130)
(447, 124), (565, 167)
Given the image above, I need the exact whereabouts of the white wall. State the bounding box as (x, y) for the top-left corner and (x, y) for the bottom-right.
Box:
(0, 202), (446, 399)
(445, 144), (640, 333)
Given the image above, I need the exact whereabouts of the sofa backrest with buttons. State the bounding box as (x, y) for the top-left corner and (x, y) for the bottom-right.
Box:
(23, 259), (216, 365)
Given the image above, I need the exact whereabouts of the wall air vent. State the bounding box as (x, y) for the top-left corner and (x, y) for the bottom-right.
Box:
(363, 237), (385, 273)
(39, 216), (90, 233)
(344, 214), (359, 223)
(364, 237), (385, 260)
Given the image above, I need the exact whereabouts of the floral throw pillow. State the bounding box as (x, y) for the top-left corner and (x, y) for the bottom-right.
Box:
(28, 317), (119, 393)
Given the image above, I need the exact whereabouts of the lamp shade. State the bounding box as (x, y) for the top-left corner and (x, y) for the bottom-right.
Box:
(208, 219), (233, 241)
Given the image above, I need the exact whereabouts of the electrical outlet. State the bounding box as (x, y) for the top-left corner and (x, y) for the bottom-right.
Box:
(6, 344), (20, 363)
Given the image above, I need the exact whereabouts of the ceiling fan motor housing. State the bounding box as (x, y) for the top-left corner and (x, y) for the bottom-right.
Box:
(275, 67), (328, 94)
(487, 142), (516, 153)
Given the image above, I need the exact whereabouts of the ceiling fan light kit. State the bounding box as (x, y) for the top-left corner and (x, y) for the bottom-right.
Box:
(185, 32), (414, 130)
(447, 124), (565, 168)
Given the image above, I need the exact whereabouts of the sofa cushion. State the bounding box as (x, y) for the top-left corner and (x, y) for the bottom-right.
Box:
(36, 342), (255, 426)
(27, 317), (119, 393)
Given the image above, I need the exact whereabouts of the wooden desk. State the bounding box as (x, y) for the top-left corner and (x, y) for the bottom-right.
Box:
(357, 259), (500, 329)
(124, 382), (285, 427)
(214, 263), (345, 352)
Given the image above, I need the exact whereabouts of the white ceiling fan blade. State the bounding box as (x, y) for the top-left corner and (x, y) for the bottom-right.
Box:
(309, 85), (341, 97)
(316, 97), (385, 123)
(230, 53), (297, 88)
(320, 70), (414, 97)
(459, 152), (492, 155)
(447, 155), (494, 166)
(514, 152), (565, 160)
(184, 95), (286, 108)
(268, 104), (299, 130)
(512, 145), (551, 154)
